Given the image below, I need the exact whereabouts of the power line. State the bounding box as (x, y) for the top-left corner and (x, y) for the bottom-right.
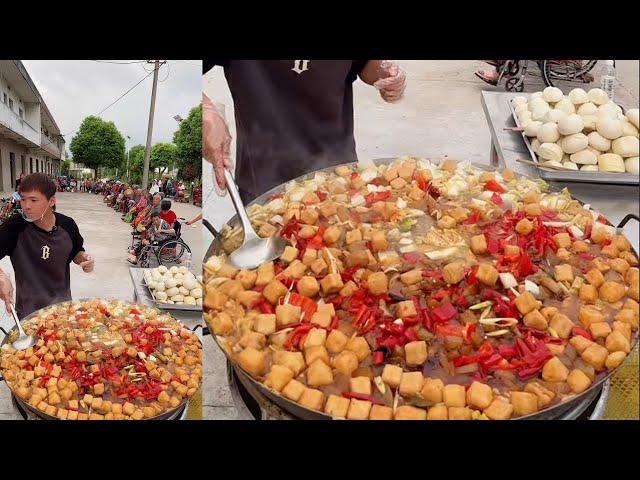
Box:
(173, 60), (202, 67)
(92, 60), (147, 65)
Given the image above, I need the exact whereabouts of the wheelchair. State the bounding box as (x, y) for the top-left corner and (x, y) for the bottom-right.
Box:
(131, 218), (192, 268)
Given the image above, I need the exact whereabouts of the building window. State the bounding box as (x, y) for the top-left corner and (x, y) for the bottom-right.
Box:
(2, 93), (6, 104)
(19, 108), (23, 119)
(30, 158), (33, 173)
(9, 98), (13, 110)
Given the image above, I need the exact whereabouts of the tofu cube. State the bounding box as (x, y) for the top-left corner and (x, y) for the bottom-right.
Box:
(301, 248), (317, 266)
(579, 305), (605, 328)
(349, 376), (372, 396)
(515, 218), (534, 235)
(325, 329), (349, 354)
(581, 343), (608, 370)
(254, 314), (277, 335)
(298, 388), (325, 411)
(319, 201), (337, 218)
(549, 313), (574, 339)
(320, 273), (344, 294)
(511, 391), (538, 416)
(310, 258), (328, 276)
(283, 260), (307, 279)
(346, 399), (372, 420)
(304, 346), (330, 366)
(340, 280), (359, 298)
(571, 240), (589, 253)
(579, 284), (598, 303)
(216, 264), (238, 279)
(236, 270), (258, 290)
(396, 300), (418, 318)
(554, 264), (574, 283)
(263, 279), (288, 304)
(605, 351), (627, 370)
(370, 230), (388, 252)
(275, 304), (301, 327)
(93, 383), (105, 396)
(605, 330), (631, 353)
(470, 234), (488, 254)
(524, 203), (541, 216)
(610, 258), (630, 275)
(483, 399), (514, 420)
(585, 268), (605, 288)
(369, 404), (394, 420)
(236, 347), (267, 378)
(280, 246), (299, 264)
(427, 404), (449, 420)
(239, 330), (266, 350)
(265, 364), (294, 392)
(345, 337), (371, 362)
(443, 261), (465, 285)
(589, 322), (612, 339)
(282, 379), (306, 402)
(332, 351), (359, 376)
(567, 369), (592, 394)
(515, 291), (541, 315)
(448, 407), (473, 420)
(404, 340), (428, 366)
(524, 309), (548, 330)
(476, 263), (499, 287)
(345, 229), (362, 245)
(273, 351), (306, 376)
(542, 357), (569, 382)
(599, 281), (626, 303)
(303, 328), (327, 349)
(322, 225), (342, 245)
(400, 269), (423, 286)
(395, 405), (427, 420)
(504, 244), (521, 257)
(612, 320), (632, 341)
(381, 364), (403, 389)
(601, 244), (619, 258)
(443, 384), (466, 407)
(255, 262), (275, 286)
(399, 371), (424, 397)
(300, 207), (319, 225)
(570, 335), (594, 354)
(553, 233), (572, 249)
(306, 359), (334, 387)
(466, 381), (493, 410)
(438, 216), (456, 229)
(310, 310), (332, 328)
(420, 378), (444, 404)
(324, 395), (350, 418)
(367, 272), (389, 295)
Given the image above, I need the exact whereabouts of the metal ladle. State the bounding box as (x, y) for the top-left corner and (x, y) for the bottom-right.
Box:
(222, 169), (287, 270)
(9, 305), (37, 350)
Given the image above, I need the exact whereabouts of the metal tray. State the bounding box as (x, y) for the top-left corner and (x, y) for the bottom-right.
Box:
(140, 268), (202, 312)
(507, 97), (639, 185)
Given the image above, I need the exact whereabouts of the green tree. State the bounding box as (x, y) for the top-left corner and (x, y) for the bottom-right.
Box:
(127, 145), (145, 185)
(151, 143), (177, 178)
(61, 159), (71, 175)
(69, 116), (125, 179)
(173, 104), (202, 181)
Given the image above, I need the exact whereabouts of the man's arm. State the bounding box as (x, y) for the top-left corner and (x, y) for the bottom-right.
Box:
(358, 60), (407, 103)
(73, 251), (94, 273)
(358, 60), (384, 85)
(0, 268), (14, 313)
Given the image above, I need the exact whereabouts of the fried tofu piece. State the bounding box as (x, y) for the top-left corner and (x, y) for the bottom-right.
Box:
(585, 268), (605, 288)
(524, 309), (548, 330)
(265, 364), (295, 392)
(281, 379), (306, 402)
(273, 351), (306, 376)
(400, 269), (423, 286)
(442, 384), (466, 408)
(399, 371), (424, 397)
(263, 279), (288, 304)
(542, 357), (569, 382)
(367, 272), (389, 295)
(332, 351), (359, 376)
(427, 404), (448, 420)
(448, 407), (473, 420)
(483, 399), (514, 420)
(394, 405), (427, 420)
(369, 404), (394, 420)
(605, 351), (627, 370)
(581, 343), (609, 370)
(320, 273), (344, 295)
(345, 337), (371, 362)
(470, 234), (488, 255)
(325, 329), (348, 354)
(443, 261), (465, 285)
(599, 281), (626, 303)
(466, 381), (493, 410)
(324, 395), (351, 418)
(346, 399), (372, 420)
(381, 364), (403, 389)
(420, 378), (445, 404)
(306, 359), (334, 387)
(549, 313), (574, 339)
(567, 369), (592, 394)
(476, 263), (499, 287)
(396, 300), (418, 318)
(511, 391), (538, 416)
(605, 330), (631, 353)
(275, 304), (302, 327)
(404, 341), (428, 366)
(298, 388), (325, 411)
(236, 347), (267, 378)
(515, 291), (541, 316)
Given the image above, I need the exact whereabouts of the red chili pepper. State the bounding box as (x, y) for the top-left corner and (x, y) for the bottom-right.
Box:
(329, 316), (340, 331)
(364, 190), (391, 206)
(269, 192), (284, 201)
(572, 326), (594, 341)
(477, 341), (495, 360)
(341, 391), (385, 406)
(577, 252), (595, 260)
(274, 262), (284, 275)
(482, 353), (504, 368)
(431, 303), (458, 323)
(368, 177), (384, 186)
(517, 366), (543, 379)
(129, 307), (141, 315)
(466, 210), (482, 225)
(486, 236), (501, 254)
(435, 323), (463, 337)
(466, 265), (479, 286)
(372, 351), (385, 365)
(463, 323), (477, 343)
(421, 270), (443, 280)
(498, 344), (518, 358)
(283, 324), (313, 351)
(402, 252), (423, 264)
(415, 171), (431, 192)
(453, 354), (478, 368)
(315, 190), (327, 201)
(351, 172), (359, 180)
(490, 192), (504, 206)
(404, 327), (419, 342)
(286, 293), (317, 321)
(484, 179), (505, 193)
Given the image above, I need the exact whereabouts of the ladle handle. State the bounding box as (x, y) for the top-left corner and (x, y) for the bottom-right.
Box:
(224, 169), (259, 241)
(9, 304), (27, 338)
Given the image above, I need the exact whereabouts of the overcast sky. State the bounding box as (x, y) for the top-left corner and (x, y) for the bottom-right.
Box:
(21, 60), (202, 154)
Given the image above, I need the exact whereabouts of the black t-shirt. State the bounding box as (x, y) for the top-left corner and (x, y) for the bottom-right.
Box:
(204, 60), (368, 201)
(0, 212), (85, 319)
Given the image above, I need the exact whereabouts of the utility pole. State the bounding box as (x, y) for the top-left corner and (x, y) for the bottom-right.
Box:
(142, 60), (164, 190)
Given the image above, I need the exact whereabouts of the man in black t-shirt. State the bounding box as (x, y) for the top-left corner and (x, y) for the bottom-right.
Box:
(203, 60), (407, 203)
(0, 174), (95, 319)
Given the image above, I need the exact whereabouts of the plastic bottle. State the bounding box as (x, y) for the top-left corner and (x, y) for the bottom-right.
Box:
(184, 252), (192, 270)
(600, 60), (616, 102)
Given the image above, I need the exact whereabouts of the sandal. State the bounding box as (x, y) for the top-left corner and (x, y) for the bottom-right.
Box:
(475, 70), (498, 86)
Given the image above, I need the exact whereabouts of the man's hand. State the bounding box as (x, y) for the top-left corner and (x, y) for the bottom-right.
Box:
(373, 61), (406, 103)
(203, 93), (233, 192)
(75, 252), (94, 273)
(0, 269), (14, 313)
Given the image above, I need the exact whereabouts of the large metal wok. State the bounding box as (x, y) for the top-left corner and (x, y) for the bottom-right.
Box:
(203, 158), (639, 420)
(0, 298), (202, 420)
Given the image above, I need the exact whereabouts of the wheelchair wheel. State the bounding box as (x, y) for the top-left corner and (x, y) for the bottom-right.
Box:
(139, 247), (151, 268)
(506, 77), (524, 92)
(541, 60), (598, 88)
(156, 240), (191, 266)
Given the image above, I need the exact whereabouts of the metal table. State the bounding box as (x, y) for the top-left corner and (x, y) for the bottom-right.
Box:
(481, 90), (640, 253)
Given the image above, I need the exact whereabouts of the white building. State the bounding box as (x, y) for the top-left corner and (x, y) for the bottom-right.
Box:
(0, 60), (65, 192)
